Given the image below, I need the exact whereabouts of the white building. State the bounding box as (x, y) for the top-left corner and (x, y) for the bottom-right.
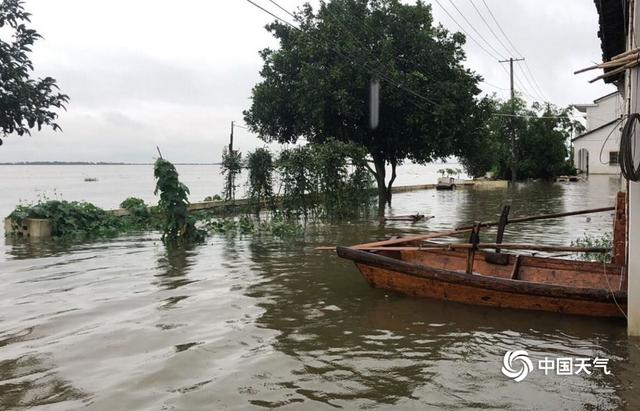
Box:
(572, 91), (624, 175)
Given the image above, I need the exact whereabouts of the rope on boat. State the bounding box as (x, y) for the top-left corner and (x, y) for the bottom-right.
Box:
(602, 196), (628, 319)
(603, 260), (627, 319)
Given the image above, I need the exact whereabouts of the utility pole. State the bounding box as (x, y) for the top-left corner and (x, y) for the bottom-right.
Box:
(499, 57), (525, 182)
(229, 120), (235, 152)
(499, 57), (525, 99)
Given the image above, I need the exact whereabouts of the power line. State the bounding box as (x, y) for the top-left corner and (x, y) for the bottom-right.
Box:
(246, 0), (295, 27)
(493, 113), (576, 119)
(466, 0), (513, 57)
(480, 0), (520, 56)
(520, 60), (548, 101)
(432, 0), (501, 60)
(513, 64), (542, 101)
(445, 0), (506, 60)
(266, 0), (296, 20)
(480, 79), (509, 91)
(515, 60), (545, 101)
(245, 0), (442, 112)
(466, 0), (544, 101)
(480, 0), (548, 101)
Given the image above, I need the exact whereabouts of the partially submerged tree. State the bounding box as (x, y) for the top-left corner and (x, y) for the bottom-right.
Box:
(246, 148), (276, 216)
(459, 97), (584, 180)
(244, 0), (492, 216)
(0, 0), (69, 144)
(221, 147), (242, 202)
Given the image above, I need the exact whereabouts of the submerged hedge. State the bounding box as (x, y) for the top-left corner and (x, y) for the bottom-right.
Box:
(8, 198), (156, 238)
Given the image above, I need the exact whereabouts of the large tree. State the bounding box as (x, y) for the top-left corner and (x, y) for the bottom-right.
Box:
(0, 0), (68, 145)
(244, 0), (491, 216)
(459, 97), (585, 180)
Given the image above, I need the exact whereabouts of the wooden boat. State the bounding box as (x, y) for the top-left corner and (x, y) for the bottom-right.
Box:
(335, 193), (628, 318)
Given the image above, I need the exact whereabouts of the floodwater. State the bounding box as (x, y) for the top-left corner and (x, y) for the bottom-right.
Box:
(1, 165), (639, 410)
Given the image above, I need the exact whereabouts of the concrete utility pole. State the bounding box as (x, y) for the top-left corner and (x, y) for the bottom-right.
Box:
(499, 57), (525, 182)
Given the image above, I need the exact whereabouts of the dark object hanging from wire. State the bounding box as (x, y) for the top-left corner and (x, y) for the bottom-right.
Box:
(620, 113), (640, 182)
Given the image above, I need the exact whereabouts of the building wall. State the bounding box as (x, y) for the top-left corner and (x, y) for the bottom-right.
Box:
(572, 122), (621, 175)
(585, 93), (623, 130)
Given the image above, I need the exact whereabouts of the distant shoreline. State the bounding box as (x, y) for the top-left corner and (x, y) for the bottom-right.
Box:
(0, 162), (221, 166)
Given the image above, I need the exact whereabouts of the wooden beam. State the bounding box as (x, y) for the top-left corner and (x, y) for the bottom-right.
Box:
(495, 205), (511, 253)
(344, 244), (610, 253)
(456, 206), (615, 231)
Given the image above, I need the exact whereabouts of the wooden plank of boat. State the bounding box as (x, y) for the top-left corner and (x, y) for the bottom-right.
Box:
(347, 243), (610, 253)
(336, 246), (626, 318)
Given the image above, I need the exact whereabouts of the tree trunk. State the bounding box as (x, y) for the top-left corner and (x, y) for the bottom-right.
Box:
(373, 156), (388, 220)
(386, 159), (397, 206)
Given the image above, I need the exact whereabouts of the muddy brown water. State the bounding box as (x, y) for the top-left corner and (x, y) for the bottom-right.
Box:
(1, 168), (639, 410)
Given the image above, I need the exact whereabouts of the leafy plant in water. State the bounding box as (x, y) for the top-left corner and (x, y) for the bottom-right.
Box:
(202, 215), (301, 238)
(571, 232), (612, 263)
(278, 145), (318, 218)
(246, 148), (275, 216)
(221, 147), (243, 201)
(276, 140), (373, 219)
(154, 158), (206, 244)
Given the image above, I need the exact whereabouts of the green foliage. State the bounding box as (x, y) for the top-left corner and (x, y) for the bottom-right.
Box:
(275, 140), (374, 219)
(314, 140), (373, 218)
(278, 145), (319, 217)
(202, 215), (302, 238)
(9, 200), (123, 238)
(221, 148), (243, 201)
(154, 158), (206, 244)
(120, 197), (151, 224)
(246, 148), (275, 215)
(244, 0), (491, 212)
(459, 97), (583, 180)
(0, 0), (69, 141)
(572, 233), (612, 263)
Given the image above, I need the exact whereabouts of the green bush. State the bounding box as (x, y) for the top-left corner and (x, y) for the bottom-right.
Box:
(9, 200), (123, 238)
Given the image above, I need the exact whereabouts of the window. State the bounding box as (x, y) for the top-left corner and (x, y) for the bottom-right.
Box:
(609, 151), (619, 165)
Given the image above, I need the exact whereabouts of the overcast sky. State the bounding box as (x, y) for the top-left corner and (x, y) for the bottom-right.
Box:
(0, 0), (615, 163)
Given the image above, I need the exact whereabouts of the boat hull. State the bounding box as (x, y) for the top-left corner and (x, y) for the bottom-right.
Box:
(338, 247), (627, 318)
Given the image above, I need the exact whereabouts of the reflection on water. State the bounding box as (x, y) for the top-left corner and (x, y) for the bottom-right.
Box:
(0, 328), (86, 409)
(1, 175), (639, 410)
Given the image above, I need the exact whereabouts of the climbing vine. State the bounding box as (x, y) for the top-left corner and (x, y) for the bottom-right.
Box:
(154, 158), (205, 244)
